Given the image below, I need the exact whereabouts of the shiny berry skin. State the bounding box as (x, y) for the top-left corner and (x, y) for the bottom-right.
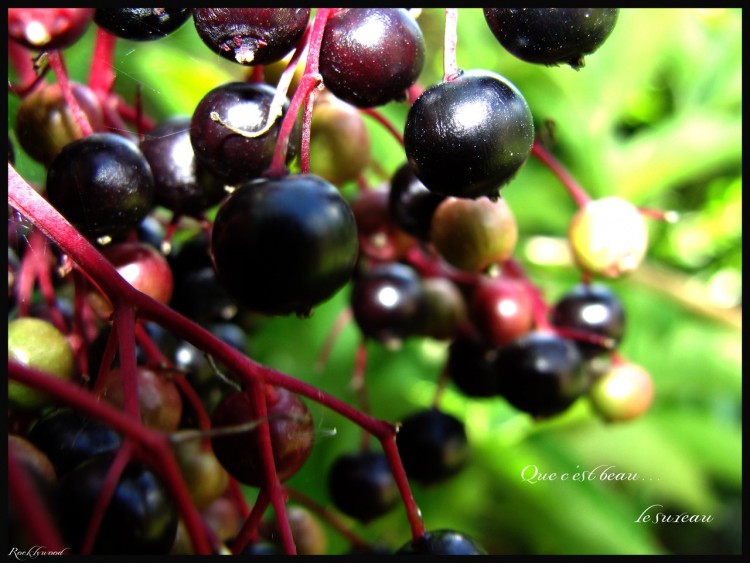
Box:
(57, 452), (178, 554)
(210, 174), (358, 317)
(431, 196), (518, 272)
(484, 8), (619, 69)
(193, 8), (310, 65)
(319, 8), (425, 108)
(94, 8), (192, 41)
(404, 70), (534, 199)
(396, 530), (488, 555)
(8, 8), (94, 51)
(15, 81), (104, 166)
(89, 242), (173, 317)
(190, 81), (299, 185)
(139, 116), (227, 217)
(27, 408), (122, 476)
(350, 262), (427, 346)
(388, 162), (446, 242)
(8, 317), (75, 412)
(495, 331), (587, 418)
(470, 276), (534, 347)
(396, 408), (469, 485)
(45, 133), (155, 240)
(210, 386), (315, 487)
(551, 283), (626, 359)
(328, 451), (400, 523)
(568, 196), (649, 278)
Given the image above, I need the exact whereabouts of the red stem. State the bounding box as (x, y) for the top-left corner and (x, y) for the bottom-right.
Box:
(531, 141), (591, 207)
(502, 258), (551, 329)
(249, 379), (296, 554)
(360, 108), (405, 145)
(80, 440), (135, 554)
(230, 488), (270, 554)
(300, 85), (316, 173)
(227, 478), (251, 520)
(381, 436), (426, 540)
(47, 50), (94, 137)
(267, 8), (332, 176)
(113, 305), (141, 419)
(89, 27), (118, 96)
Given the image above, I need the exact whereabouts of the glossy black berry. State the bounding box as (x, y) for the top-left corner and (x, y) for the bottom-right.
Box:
(94, 8), (192, 41)
(396, 408), (469, 485)
(193, 8), (310, 65)
(447, 329), (501, 398)
(350, 262), (427, 345)
(57, 452), (178, 554)
(484, 8), (619, 69)
(45, 133), (154, 240)
(495, 331), (587, 418)
(551, 283), (626, 359)
(388, 162), (446, 241)
(190, 81), (299, 185)
(396, 530), (488, 555)
(26, 408), (122, 477)
(328, 451), (400, 523)
(210, 174), (358, 317)
(404, 70), (534, 199)
(139, 116), (227, 217)
(319, 8), (425, 108)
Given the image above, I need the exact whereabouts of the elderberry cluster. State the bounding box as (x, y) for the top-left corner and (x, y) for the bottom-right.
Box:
(8, 8), (659, 556)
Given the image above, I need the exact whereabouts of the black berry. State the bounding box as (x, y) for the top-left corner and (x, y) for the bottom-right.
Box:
(94, 8), (192, 41)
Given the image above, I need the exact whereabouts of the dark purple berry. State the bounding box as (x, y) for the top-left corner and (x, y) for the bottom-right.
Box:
(484, 8), (619, 69)
(210, 174), (358, 317)
(551, 283), (626, 359)
(190, 81), (299, 185)
(350, 262), (427, 345)
(388, 162), (446, 242)
(319, 9), (425, 108)
(139, 116), (227, 217)
(396, 530), (488, 555)
(447, 328), (501, 398)
(27, 408), (122, 477)
(57, 452), (178, 554)
(396, 408), (469, 485)
(193, 8), (310, 66)
(94, 8), (192, 41)
(328, 451), (400, 523)
(404, 70), (534, 199)
(45, 133), (154, 240)
(495, 331), (587, 418)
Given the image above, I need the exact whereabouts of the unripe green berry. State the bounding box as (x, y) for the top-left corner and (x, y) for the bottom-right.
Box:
(568, 197), (648, 278)
(8, 317), (75, 411)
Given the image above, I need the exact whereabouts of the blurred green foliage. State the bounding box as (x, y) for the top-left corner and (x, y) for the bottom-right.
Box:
(7, 8), (741, 555)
